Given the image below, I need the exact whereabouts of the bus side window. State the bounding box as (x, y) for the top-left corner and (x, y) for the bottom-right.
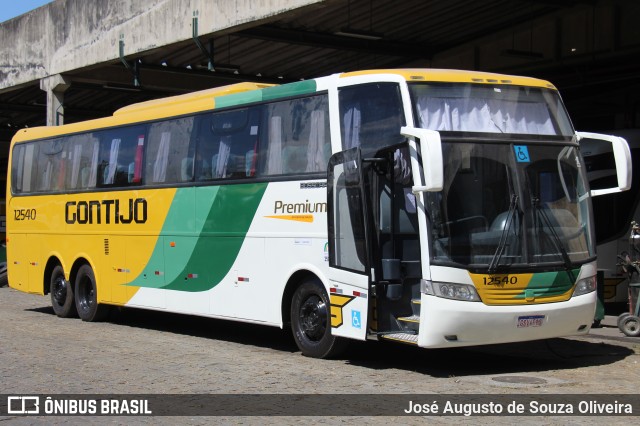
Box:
(97, 125), (147, 187)
(229, 109), (259, 179)
(339, 83), (405, 154)
(192, 114), (217, 180)
(67, 134), (99, 190)
(34, 138), (66, 192)
(11, 143), (39, 194)
(146, 117), (194, 184)
(100, 138), (122, 185)
(262, 94), (329, 176)
(200, 107), (260, 180)
(11, 145), (25, 193)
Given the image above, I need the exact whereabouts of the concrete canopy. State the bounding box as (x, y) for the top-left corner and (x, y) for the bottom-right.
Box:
(0, 0), (639, 145)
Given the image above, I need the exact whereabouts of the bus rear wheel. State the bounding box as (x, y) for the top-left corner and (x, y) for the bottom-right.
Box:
(74, 264), (109, 322)
(290, 279), (347, 358)
(50, 265), (77, 318)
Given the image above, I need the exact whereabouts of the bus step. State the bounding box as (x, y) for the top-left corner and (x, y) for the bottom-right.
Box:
(398, 314), (420, 323)
(379, 332), (419, 345)
(396, 313), (420, 334)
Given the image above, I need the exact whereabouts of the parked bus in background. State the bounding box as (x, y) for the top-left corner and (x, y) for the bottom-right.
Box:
(582, 129), (640, 313)
(6, 69), (631, 358)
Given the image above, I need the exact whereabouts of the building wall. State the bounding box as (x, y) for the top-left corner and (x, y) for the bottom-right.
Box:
(0, 0), (323, 91)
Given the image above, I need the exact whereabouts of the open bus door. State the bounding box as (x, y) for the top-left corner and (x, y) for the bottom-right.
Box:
(327, 147), (371, 341)
(326, 134), (442, 343)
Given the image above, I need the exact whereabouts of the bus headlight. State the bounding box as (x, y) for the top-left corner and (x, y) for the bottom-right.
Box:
(423, 280), (480, 302)
(572, 276), (596, 297)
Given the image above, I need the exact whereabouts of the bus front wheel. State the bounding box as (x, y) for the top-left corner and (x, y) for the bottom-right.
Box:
(74, 264), (109, 322)
(290, 279), (347, 358)
(50, 265), (77, 318)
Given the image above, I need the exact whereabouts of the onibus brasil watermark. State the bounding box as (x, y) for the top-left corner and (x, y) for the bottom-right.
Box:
(7, 396), (151, 415)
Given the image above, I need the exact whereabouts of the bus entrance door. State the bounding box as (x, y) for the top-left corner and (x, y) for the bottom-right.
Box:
(327, 147), (370, 341)
(328, 145), (424, 343)
(368, 146), (422, 345)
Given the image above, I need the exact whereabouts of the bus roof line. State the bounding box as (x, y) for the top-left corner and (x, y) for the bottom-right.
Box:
(340, 68), (556, 89)
(10, 68), (556, 143)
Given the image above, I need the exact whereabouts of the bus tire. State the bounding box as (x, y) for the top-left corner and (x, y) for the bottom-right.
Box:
(74, 264), (109, 322)
(50, 264), (77, 318)
(290, 279), (347, 359)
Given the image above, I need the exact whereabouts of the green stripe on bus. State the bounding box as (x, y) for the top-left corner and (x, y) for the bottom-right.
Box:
(261, 80), (317, 101)
(127, 182), (268, 292)
(215, 90), (264, 109)
(515, 268), (579, 299)
(214, 80), (318, 109)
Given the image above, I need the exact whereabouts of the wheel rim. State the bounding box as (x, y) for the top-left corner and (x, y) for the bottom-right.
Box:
(78, 274), (95, 313)
(52, 276), (68, 306)
(299, 295), (327, 342)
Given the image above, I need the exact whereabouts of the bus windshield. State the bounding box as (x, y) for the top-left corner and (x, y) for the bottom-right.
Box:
(424, 141), (595, 270)
(409, 83), (574, 137)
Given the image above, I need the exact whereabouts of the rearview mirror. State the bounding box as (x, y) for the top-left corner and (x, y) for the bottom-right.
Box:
(577, 132), (632, 197)
(400, 126), (443, 192)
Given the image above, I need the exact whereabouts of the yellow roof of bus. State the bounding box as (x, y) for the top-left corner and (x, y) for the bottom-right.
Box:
(10, 82), (273, 143)
(341, 68), (557, 89)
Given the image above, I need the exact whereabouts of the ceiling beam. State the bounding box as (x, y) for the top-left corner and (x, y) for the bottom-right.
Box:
(0, 102), (44, 114)
(69, 64), (287, 93)
(236, 25), (434, 60)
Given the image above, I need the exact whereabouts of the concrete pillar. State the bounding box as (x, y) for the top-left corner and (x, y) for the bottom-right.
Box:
(40, 75), (70, 126)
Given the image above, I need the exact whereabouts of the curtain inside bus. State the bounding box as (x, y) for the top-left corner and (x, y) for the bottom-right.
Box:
(409, 84), (574, 137)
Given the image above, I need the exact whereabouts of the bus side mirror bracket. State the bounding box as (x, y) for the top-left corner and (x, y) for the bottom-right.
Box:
(576, 131), (632, 197)
(401, 126), (444, 192)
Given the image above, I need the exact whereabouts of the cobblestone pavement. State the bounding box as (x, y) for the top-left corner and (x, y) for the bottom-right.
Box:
(0, 286), (638, 425)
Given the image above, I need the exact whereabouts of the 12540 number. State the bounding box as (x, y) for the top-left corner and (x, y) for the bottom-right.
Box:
(482, 275), (518, 286)
(14, 208), (37, 221)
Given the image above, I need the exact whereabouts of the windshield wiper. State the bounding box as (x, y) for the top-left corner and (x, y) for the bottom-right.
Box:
(532, 197), (576, 282)
(488, 194), (519, 273)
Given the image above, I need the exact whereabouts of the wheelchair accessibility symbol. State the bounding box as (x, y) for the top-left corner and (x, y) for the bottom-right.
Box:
(514, 145), (530, 163)
(351, 310), (361, 329)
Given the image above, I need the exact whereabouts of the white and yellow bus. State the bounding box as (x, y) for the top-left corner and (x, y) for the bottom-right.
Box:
(7, 69), (631, 358)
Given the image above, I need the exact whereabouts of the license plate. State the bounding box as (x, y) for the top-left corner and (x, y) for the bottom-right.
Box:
(517, 315), (545, 328)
